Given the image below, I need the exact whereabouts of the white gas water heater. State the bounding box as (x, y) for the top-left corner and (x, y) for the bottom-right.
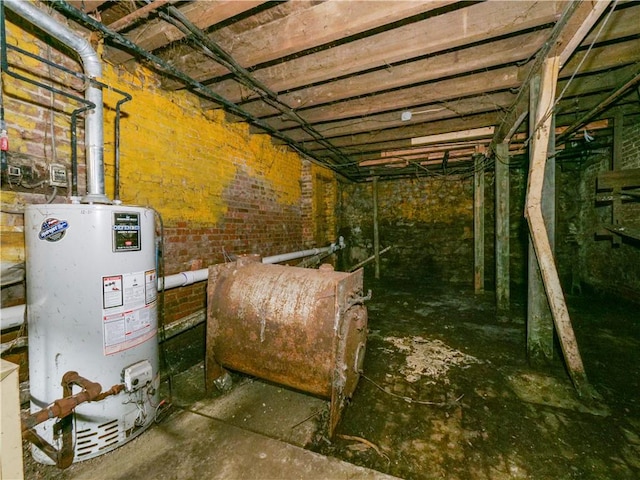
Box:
(4, 0), (161, 465)
(25, 204), (160, 463)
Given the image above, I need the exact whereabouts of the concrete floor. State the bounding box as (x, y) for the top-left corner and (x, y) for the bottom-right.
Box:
(23, 371), (398, 480)
(22, 275), (640, 480)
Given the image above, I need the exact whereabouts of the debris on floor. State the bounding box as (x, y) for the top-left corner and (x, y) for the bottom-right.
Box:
(383, 335), (482, 384)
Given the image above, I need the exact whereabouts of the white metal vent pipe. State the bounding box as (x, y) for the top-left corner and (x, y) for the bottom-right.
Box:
(4, 0), (107, 202)
(1, 240), (345, 330)
(262, 237), (345, 264)
(0, 304), (24, 330)
(158, 269), (210, 290)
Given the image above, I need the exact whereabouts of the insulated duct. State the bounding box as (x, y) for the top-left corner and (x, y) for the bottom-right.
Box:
(4, 0), (107, 202)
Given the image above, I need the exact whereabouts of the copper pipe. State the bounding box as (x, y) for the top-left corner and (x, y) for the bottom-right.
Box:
(21, 372), (123, 435)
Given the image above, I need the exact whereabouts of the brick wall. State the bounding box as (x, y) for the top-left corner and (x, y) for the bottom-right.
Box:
(621, 120), (640, 169)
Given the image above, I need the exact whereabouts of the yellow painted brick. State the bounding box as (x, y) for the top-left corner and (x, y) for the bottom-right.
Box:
(1, 23), (324, 257)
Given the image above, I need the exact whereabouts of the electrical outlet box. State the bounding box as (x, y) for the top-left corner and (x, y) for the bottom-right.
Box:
(49, 164), (67, 187)
(7, 165), (21, 178)
(122, 360), (153, 392)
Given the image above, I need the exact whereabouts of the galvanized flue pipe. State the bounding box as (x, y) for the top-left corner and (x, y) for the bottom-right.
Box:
(4, 0), (107, 202)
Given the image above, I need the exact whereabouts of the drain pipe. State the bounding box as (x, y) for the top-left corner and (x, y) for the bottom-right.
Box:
(4, 0), (107, 203)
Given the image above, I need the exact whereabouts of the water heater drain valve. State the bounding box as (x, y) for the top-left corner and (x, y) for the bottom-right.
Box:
(122, 360), (153, 392)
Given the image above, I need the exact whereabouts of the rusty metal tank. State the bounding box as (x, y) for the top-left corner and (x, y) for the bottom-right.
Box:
(206, 257), (368, 436)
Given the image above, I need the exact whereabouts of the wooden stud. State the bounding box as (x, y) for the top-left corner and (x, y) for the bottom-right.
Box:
(474, 153), (485, 293)
(495, 142), (510, 312)
(527, 69), (555, 365)
(372, 177), (380, 280)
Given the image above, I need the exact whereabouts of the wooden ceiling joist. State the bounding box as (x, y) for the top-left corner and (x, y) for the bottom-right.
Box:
(104, 1), (267, 65)
(263, 92), (516, 144)
(204, 6), (640, 111)
(165, 0), (563, 92)
(303, 112), (502, 155)
(266, 67), (521, 130)
(161, 0), (458, 89)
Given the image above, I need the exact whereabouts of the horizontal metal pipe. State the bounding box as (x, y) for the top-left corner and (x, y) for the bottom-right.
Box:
(158, 268), (209, 290)
(263, 237), (345, 264)
(0, 304), (25, 330)
(262, 246), (333, 264)
(2, 240), (345, 330)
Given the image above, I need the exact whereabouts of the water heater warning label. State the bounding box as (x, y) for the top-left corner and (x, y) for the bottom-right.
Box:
(102, 270), (157, 355)
(103, 275), (123, 309)
(113, 212), (141, 252)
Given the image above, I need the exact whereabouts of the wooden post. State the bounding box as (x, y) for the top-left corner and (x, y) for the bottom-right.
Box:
(372, 176), (380, 279)
(474, 154), (485, 293)
(495, 142), (510, 311)
(527, 71), (554, 363)
(612, 109), (623, 243)
(525, 56), (591, 397)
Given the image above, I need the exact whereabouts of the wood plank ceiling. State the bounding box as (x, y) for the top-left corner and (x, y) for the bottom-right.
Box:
(60, 0), (640, 182)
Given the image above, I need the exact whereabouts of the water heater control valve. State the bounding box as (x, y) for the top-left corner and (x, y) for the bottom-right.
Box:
(122, 360), (153, 392)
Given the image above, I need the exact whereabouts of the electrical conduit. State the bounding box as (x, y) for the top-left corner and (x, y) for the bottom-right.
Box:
(4, 0), (107, 202)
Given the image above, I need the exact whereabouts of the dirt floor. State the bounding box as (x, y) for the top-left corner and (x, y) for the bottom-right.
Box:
(21, 274), (640, 480)
(309, 275), (640, 480)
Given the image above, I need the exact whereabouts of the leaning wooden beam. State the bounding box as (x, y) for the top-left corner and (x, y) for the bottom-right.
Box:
(349, 246), (392, 273)
(525, 56), (592, 397)
(492, 0), (612, 146)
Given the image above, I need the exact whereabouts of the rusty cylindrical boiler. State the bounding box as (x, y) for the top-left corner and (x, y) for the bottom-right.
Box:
(206, 258), (368, 436)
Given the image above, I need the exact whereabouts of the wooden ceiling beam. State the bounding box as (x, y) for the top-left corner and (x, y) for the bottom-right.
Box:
(202, 6), (639, 110)
(215, 35), (640, 119)
(325, 117), (610, 164)
(360, 148), (477, 167)
(203, 29), (549, 112)
(107, 1), (177, 33)
(291, 111), (502, 153)
(104, 1), (267, 65)
(161, 0), (458, 89)
(266, 66), (521, 130)
(166, 0), (563, 91)
(264, 91), (517, 143)
(263, 39), (640, 137)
